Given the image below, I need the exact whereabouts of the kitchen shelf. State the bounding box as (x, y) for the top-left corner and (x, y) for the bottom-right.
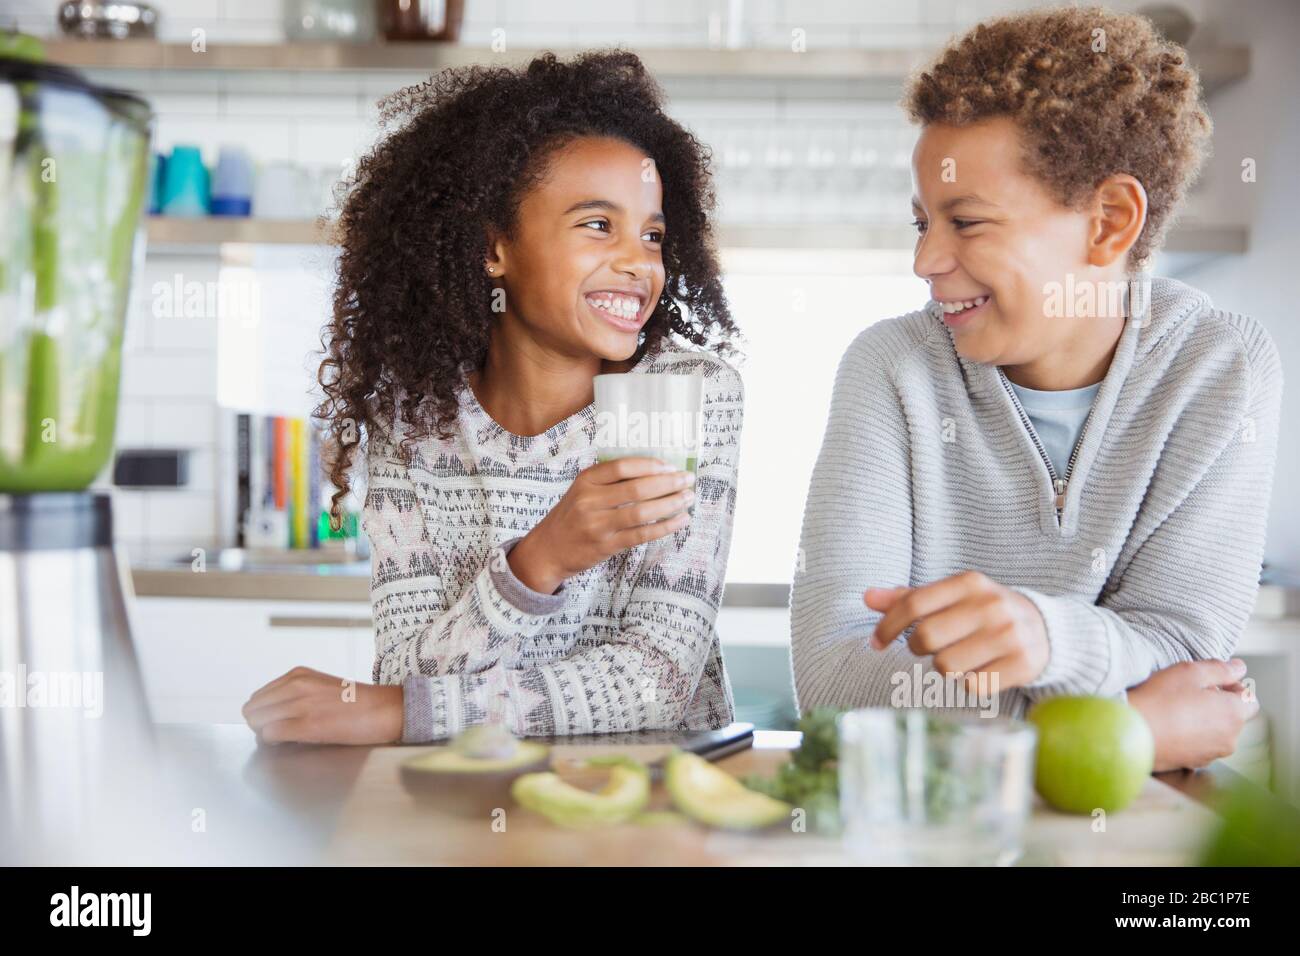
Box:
(145, 215), (1249, 255)
(47, 40), (929, 80)
(45, 40), (1250, 94)
(147, 215), (335, 246)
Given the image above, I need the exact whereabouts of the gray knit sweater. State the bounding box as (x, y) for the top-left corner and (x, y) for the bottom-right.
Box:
(791, 276), (1283, 718)
(364, 342), (742, 742)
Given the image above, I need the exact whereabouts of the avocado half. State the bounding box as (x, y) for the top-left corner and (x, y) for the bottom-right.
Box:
(400, 741), (551, 818)
(664, 751), (791, 830)
(511, 756), (650, 828)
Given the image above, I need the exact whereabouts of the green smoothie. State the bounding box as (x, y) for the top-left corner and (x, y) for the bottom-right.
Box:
(0, 56), (147, 492)
(597, 451), (697, 475)
(0, 331), (124, 492)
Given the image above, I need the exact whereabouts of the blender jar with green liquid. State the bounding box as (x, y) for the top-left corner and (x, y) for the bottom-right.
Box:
(0, 39), (153, 492)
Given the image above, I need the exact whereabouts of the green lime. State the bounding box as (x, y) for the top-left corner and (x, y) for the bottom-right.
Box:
(1028, 696), (1154, 814)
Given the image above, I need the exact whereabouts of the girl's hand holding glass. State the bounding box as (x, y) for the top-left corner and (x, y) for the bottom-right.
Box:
(508, 456), (696, 595)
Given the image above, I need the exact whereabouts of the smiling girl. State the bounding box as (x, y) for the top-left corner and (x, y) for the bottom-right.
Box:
(792, 7), (1281, 771)
(243, 52), (744, 744)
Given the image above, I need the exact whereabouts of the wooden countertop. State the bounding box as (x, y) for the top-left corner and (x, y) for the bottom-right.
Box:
(155, 723), (1231, 866)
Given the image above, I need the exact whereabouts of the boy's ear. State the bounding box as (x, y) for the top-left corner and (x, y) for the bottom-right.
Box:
(1087, 174), (1148, 268)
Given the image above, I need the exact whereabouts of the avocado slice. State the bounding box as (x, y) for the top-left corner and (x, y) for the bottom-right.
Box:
(511, 756), (650, 829)
(665, 751), (792, 830)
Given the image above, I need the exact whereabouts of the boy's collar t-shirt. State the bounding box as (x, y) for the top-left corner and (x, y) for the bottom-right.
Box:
(1005, 379), (1102, 480)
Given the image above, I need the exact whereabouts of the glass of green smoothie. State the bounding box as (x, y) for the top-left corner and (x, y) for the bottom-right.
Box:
(592, 372), (704, 479)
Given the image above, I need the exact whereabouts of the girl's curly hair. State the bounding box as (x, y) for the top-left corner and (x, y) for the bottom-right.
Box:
(904, 6), (1211, 266)
(315, 49), (738, 519)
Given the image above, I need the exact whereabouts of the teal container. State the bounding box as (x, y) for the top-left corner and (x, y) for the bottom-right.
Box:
(159, 144), (208, 216)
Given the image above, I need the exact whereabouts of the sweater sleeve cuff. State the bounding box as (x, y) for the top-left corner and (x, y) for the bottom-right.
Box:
(1016, 587), (1116, 697)
(401, 674), (462, 743)
(489, 536), (568, 616)
(401, 675), (434, 743)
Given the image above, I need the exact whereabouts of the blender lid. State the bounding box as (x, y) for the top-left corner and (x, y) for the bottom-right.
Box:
(0, 53), (152, 128)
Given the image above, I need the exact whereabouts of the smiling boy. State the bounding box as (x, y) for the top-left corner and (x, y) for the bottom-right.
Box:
(791, 6), (1281, 770)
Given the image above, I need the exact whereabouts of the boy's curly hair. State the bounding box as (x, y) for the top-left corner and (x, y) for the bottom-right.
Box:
(903, 6), (1211, 266)
(316, 50), (737, 518)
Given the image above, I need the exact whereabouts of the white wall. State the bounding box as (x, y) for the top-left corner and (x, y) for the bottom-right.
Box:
(1174, 0), (1300, 576)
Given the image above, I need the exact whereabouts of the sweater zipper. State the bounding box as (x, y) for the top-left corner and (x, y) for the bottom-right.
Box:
(997, 369), (1096, 526)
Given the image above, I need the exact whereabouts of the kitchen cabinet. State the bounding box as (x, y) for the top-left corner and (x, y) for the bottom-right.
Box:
(130, 596), (375, 723)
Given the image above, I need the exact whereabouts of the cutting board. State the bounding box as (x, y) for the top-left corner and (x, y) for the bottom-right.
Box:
(325, 743), (1219, 866)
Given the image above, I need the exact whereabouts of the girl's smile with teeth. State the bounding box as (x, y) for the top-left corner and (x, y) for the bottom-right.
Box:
(584, 291), (646, 328)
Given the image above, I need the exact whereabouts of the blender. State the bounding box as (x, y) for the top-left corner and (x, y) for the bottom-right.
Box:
(0, 32), (156, 862)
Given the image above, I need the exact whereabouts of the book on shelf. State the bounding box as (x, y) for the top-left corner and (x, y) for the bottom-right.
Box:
(219, 409), (335, 551)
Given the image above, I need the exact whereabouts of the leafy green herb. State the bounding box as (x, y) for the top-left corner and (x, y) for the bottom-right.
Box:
(744, 708), (843, 834)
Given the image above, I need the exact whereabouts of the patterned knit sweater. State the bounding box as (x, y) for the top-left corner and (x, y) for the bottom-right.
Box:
(363, 342), (743, 742)
(791, 276), (1283, 719)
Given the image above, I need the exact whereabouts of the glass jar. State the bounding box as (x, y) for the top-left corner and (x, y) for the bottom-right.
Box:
(838, 708), (1038, 866)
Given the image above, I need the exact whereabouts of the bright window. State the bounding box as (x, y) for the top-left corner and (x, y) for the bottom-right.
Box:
(719, 248), (928, 583)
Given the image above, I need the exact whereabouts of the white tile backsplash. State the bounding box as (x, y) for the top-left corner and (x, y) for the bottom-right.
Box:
(2, 0), (58, 15)
(155, 115), (296, 163)
(503, 0), (639, 26)
(223, 90), (359, 118)
(152, 401), (220, 446)
(218, 0), (286, 22)
(645, 0), (717, 26)
(151, 92), (225, 117)
(157, 0), (225, 20)
(671, 98), (781, 122)
(149, 310), (220, 351)
(140, 488), (219, 540)
(112, 285), (221, 550)
(108, 487), (148, 538)
(121, 351), (220, 400)
(290, 117), (373, 165)
(117, 400), (157, 446)
(182, 448), (218, 491)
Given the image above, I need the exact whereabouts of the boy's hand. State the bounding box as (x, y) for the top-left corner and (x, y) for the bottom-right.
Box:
(864, 571), (1049, 690)
(242, 667), (404, 745)
(509, 456), (696, 595)
(1127, 659), (1258, 772)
